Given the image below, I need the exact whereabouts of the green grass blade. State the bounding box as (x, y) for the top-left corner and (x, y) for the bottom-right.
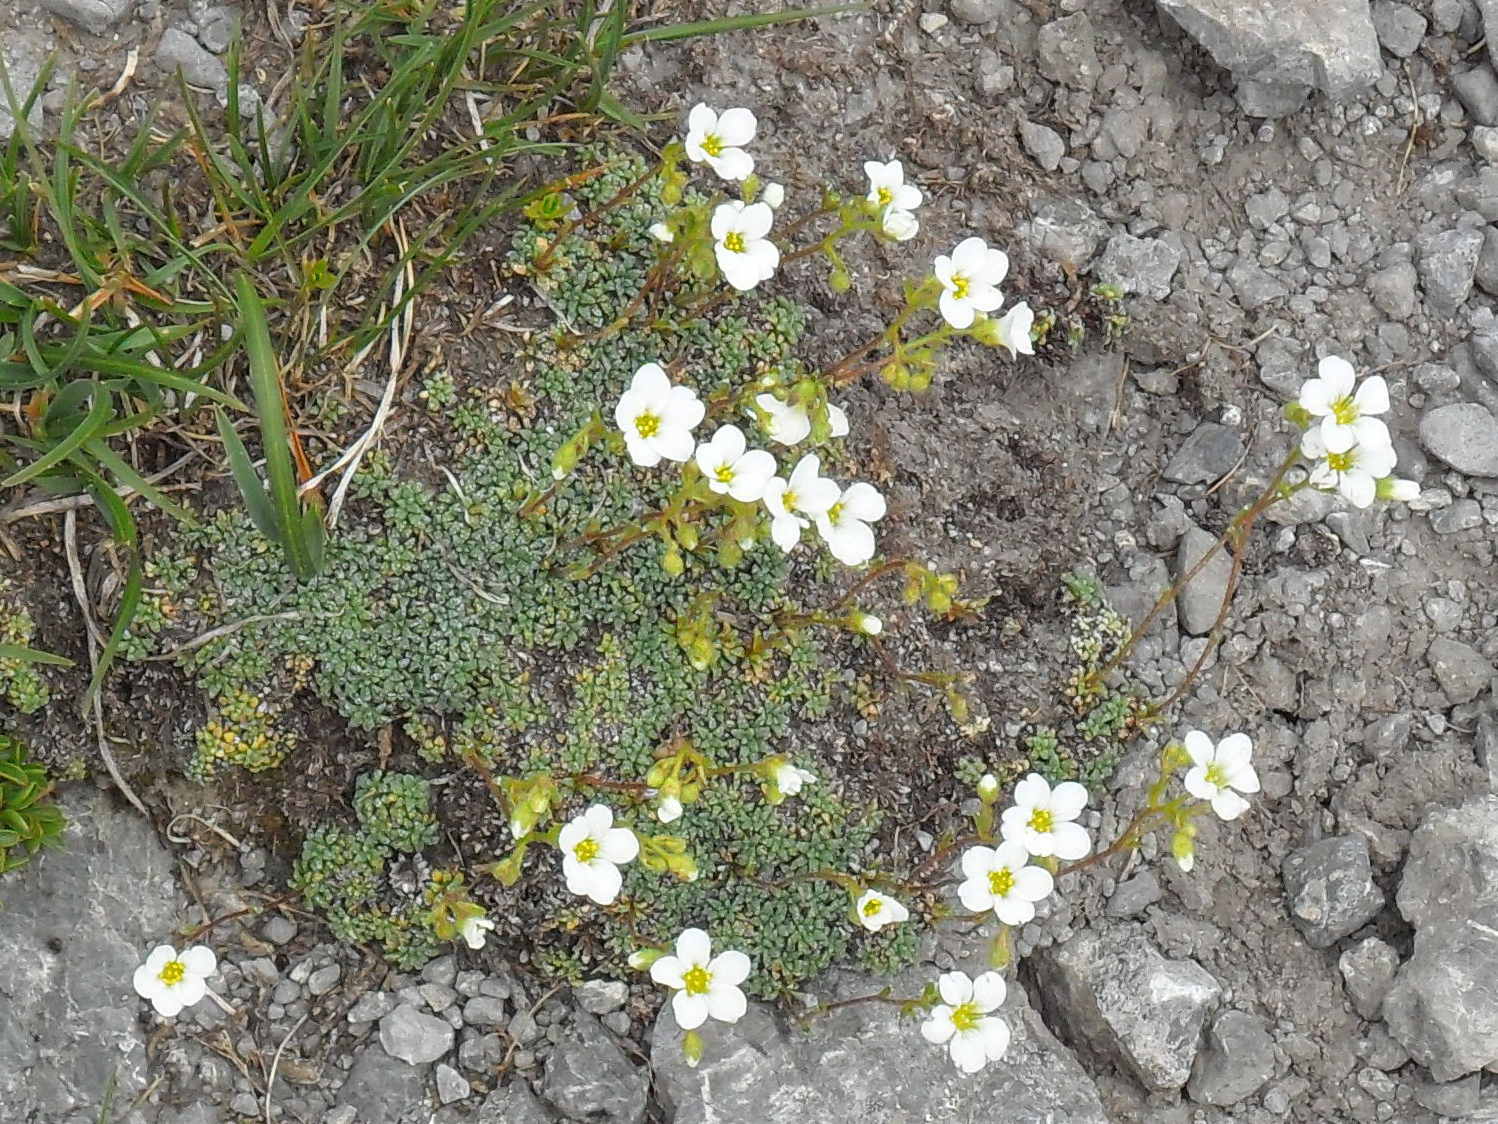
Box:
(0, 642), (74, 668)
(83, 553), (141, 713)
(1, 386), (111, 487)
(214, 406), (278, 542)
(76, 439), (193, 523)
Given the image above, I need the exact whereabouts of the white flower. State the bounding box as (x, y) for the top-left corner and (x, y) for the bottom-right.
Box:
(815, 481), (886, 566)
(656, 795), (683, 824)
(459, 914), (496, 950)
(614, 362), (704, 468)
(1181, 731), (1260, 821)
(559, 804), (640, 905)
(934, 237), (1008, 330)
(754, 394), (848, 446)
(133, 944), (217, 1018)
(649, 222), (674, 243)
(999, 773), (1091, 861)
(649, 927), (751, 1030)
(1297, 356), (1391, 455)
(864, 159), (923, 213)
(694, 425), (777, 503)
(1301, 426), (1398, 509)
(882, 208), (919, 242)
(957, 841), (1055, 926)
(773, 761), (816, 797)
(762, 453), (839, 551)
(762, 181), (785, 208)
(684, 103), (757, 181)
(712, 201), (780, 291)
(920, 971), (1010, 1074)
(853, 612), (882, 636)
(854, 889), (909, 932)
(994, 301), (1035, 358)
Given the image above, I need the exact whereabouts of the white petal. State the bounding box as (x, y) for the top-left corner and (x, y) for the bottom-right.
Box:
(968, 282), (1005, 314)
(770, 514), (802, 551)
(1354, 375), (1390, 415)
(893, 183), (923, 211)
(582, 804), (614, 835)
(961, 845), (997, 880)
(950, 237), (990, 275)
(993, 896), (1035, 926)
(631, 362), (670, 401)
(997, 302), (1035, 357)
(840, 482), (886, 522)
(718, 249), (764, 291)
(970, 971), (1007, 1013)
(1341, 470), (1377, 508)
(1319, 419), (1356, 455)
(710, 201), (742, 240)
(151, 990), (186, 1018)
(981, 247), (1010, 287)
(686, 103), (716, 140)
(991, 839), (1030, 871)
(821, 518), (875, 566)
(939, 290), (973, 330)
(173, 974), (207, 1010)
(958, 877), (995, 913)
(676, 928), (712, 966)
(1214, 733), (1253, 774)
(744, 239), (780, 283)
(1300, 427), (1329, 459)
(1181, 730), (1215, 768)
(886, 897), (909, 922)
(650, 955), (686, 989)
(672, 990), (709, 1030)
(1013, 863), (1055, 903)
(710, 147), (755, 181)
(143, 945), (177, 976)
(583, 860), (622, 905)
(1183, 765), (1217, 802)
(711, 424), (746, 461)
(728, 451), (776, 502)
(1212, 789), (1251, 821)
(709, 949), (752, 988)
(1297, 378), (1334, 416)
(932, 255), (956, 287)
(1012, 773), (1050, 808)
(600, 826), (639, 864)
(1318, 355), (1356, 396)
(1350, 416), (1391, 451)
(1049, 781), (1089, 820)
(180, 945), (217, 978)
(133, 964), (162, 1001)
(1232, 762), (1262, 795)
(921, 1010), (956, 1045)
(739, 202), (774, 241)
(827, 403), (849, 437)
(937, 971), (972, 1007)
(649, 424), (697, 464)
(706, 983), (748, 1023)
(1050, 821), (1092, 861)
(715, 107), (757, 146)
(949, 1029), (989, 1073)
(665, 385), (705, 430)
(1357, 440), (1398, 478)
(978, 1016), (1011, 1063)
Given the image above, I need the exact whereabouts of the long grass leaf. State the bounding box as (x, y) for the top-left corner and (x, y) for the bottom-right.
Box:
(214, 406), (278, 542)
(0, 642), (75, 668)
(76, 440), (193, 523)
(1, 387), (110, 487)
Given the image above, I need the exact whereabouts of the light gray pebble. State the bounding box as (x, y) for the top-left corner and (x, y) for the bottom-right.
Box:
(949, 0), (1010, 23)
(455, 970), (485, 997)
(156, 27), (229, 89)
(463, 997), (508, 1027)
(308, 964), (341, 996)
(1453, 67), (1498, 127)
(574, 979), (629, 1015)
(1430, 498), (1484, 533)
(1020, 120), (1066, 172)
(347, 991), (397, 1024)
(422, 955), (457, 987)
(1371, 1), (1427, 57)
(262, 916), (297, 945)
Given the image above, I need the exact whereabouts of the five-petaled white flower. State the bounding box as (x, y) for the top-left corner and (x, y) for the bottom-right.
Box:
(684, 103), (757, 181)
(865, 159), (923, 243)
(816, 481), (886, 566)
(1297, 356), (1391, 455)
(615, 363), (704, 468)
(1000, 773), (1091, 861)
(559, 804), (640, 905)
(920, 970), (1011, 1074)
(754, 394), (848, 446)
(994, 302), (1035, 358)
(772, 761), (817, 798)
(694, 425), (778, 503)
(459, 913), (496, 950)
(650, 927), (751, 1030)
(711, 201), (780, 291)
(934, 237), (1009, 330)
(1300, 426), (1398, 509)
(855, 889), (910, 932)
(957, 841), (1055, 926)
(1181, 731), (1260, 821)
(133, 944), (217, 1018)
(762, 453), (839, 551)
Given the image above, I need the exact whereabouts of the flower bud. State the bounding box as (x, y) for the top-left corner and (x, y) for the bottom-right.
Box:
(881, 208), (918, 242)
(848, 611), (882, 636)
(1171, 828), (1195, 873)
(649, 222), (674, 243)
(1376, 476), (1420, 503)
(977, 773), (999, 802)
(629, 947), (665, 971)
(762, 181), (785, 208)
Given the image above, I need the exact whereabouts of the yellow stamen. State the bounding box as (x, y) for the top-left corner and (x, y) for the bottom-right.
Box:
(723, 231), (746, 254)
(825, 502), (844, 525)
(715, 464), (736, 484)
(635, 411), (660, 439)
(862, 897), (883, 917)
(1331, 396), (1358, 426)
(574, 837), (599, 863)
(1028, 807), (1053, 834)
(987, 867), (1015, 897)
(1326, 450), (1353, 472)
(682, 965), (712, 995)
(950, 1001), (981, 1033)
(1204, 763), (1227, 789)
(951, 274), (971, 300)
(702, 134), (724, 158)
(158, 960), (186, 986)
(877, 186), (893, 206)
(782, 489), (799, 511)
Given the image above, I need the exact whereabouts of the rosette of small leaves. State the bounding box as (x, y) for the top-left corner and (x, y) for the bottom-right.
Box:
(353, 771), (439, 852)
(289, 826), (389, 912)
(0, 595), (50, 714)
(0, 735), (65, 876)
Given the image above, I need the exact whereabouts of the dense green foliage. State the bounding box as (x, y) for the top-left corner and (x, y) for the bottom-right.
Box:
(0, 734), (65, 876)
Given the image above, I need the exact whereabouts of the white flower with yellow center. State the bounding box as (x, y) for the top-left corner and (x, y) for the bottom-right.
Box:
(854, 889), (910, 932)
(753, 394), (848, 446)
(559, 804), (640, 905)
(934, 237), (1008, 330)
(684, 103), (757, 181)
(459, 913), (496, 950)
(815, 481), (886, 566)
(694, 425), (777, 503)
(133, 944), (217, 1018)
(762, 453), (839, 551)
(864, 159), (923, 214)
(772, 761), (816, 798)
(1181, 731), (1260, 821)
(999, 773), (1091, 860)
(920, 970), (1011, 1074)
(1296, 356), (1391, 454)
(1301, 426), (1397, 509)
(614, 362), (704, 468)
(994, 301), (1035, 358)
(649, 927), (751, 1029)
(711, 201), (780, 292)
(957, 841), (1055, 926)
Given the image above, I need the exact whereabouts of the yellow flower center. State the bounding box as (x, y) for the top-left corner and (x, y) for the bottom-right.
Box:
(825, 501), (844, 525)
(574, 837), (599, 863)
(877, 186), (893, 206)
(702, 134), (724, 158)
(1028, 807), (1053, 834)
(714, 464), (736, 484)
(635, 411), (661, 439)
(1204, 763), (1227, 789)
(682, 965), (712, 995)
(950, 1001), (981, 1033)
(1330, 396), (1358, 426)
(782, 488), (799, 511)
(1326, 450), (1353, 473)
(862, 896), (884, 917)
(951, 274), (971, 300)
(987, 867), (1015, 897)
(723, 231), (746, 254)
(158, 960), (186, 987)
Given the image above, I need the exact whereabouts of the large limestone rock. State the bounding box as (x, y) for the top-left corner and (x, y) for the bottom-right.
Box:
(0, 788), (181, 1120)
(651, 969), (1107, 1124)
(1155, 0), (1381, 97)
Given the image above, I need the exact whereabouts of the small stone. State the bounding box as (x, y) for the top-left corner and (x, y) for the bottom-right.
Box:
(39, 0), (136, 34)
(1234, 79), (1311, 119)
(1186, 1010), (1276, 1107)
(308, 964), (341, 996)
(1419, 403), (1498, 476)
(541, 1012), (648, 1124)
(348, 992), (397, 1024)
(1020, 198), (1109, 268)
(1227, 259), (1288, 310)
(1162, 423), (1245, 485)
(1280, 836), (1384, 948)
(1338, 937), (1399, 1019)
(229, 1093), (258, 1116)
(575, 979), (629, 1015)
(1244, 187), (1289, 229)
(1426, 636), (1497, 704)
(1432, 0), (1465, 32)
(1020, 121), (1066, 172)
(1413, 1073), (1481, 1116)
(477, 1083), (554, 1124)
(463, 997), (507, 1027)
(949, 0), (1010, 23)
(156, 28), (229, 89)
(1454, 67), (1498, 127)
(379, 1004), (454, 1066)
(1037, 13), (1102, 91)
(1094, 233), (1181, 300)
(419, 983), (457, 1013)
(1431, 498), (1484, 534)
(1371, 1), (1427, 57)
(244, 957), (280, 986)
(336, 1045), (430, 1124)
(262, 916), (297, 946)
(435, 1063), (470, 1105)
(196, 6), (241, 53)
(918, 11), (948, 33)
(1475, 126), (1498, 165)
(1416, 227), (1484, 313)
(323, 1109), (357, 1124)
(422, 955), (458, 987)
(1175, 524), (1234, 637)
(1367, 261), (1419, 320)
(1106, 871), (1162, 918)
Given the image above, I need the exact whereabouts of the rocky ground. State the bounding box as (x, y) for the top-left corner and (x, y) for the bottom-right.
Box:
(5, 0), (1498, 1121)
